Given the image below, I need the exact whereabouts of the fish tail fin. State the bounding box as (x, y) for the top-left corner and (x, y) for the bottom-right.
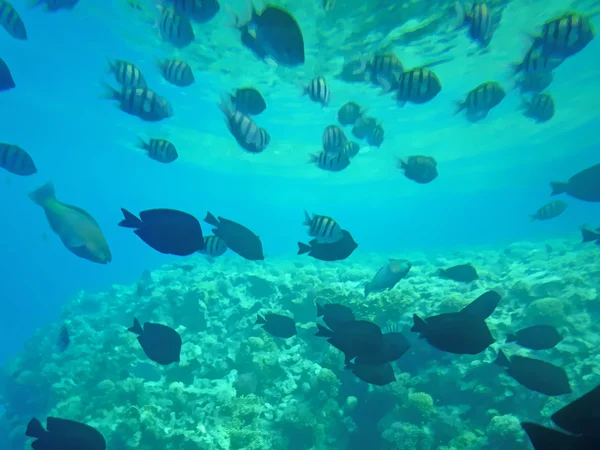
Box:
(204, 211), (220, 227)
(315, 324), (333, 337)
(106, 57), (115, 74)
(581, 227), (600, 242)
(308, 154), (320, 164)
(376, 75), (394, 95)
(364, 283), (372, 297)
(529, 214), (537, 222)
(302, 210), (312, 226)
(506, 334), (517, 343)
(118, 208), (142, 228)
(127, 317), (144, 335)
(26, 418), (46, 438)
(296, 81), (307, 97)
(255, 314), (266, 324)
(297, 242), (311, 255)
(101, 82), (119, 100)
(28, 181), (56, 206)
(352, 55), (368, 75)
(410, 314), (427, 333)
(550, 181), (568, 196)
(316, 303), (324, 317)
(136, 136), (148, 151)
(453, 101), (466, 116)
(494, 350), (510, 367)
(396, 158), (407, 170)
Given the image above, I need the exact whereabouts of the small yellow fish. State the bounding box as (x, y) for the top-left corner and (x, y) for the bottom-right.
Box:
(29, 182), (112, 264)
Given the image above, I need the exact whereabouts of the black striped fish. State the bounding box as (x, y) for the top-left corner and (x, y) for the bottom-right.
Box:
(166, 0), (220, 23)
(322, 125), (347, 153)
(521, 92), (555, 123)
(343, 141), (360, 158)
(0, 56), (15, 91)
(533, 12), (596, 59)
(158, 6), (195, 48)
(396, 67), (442, 106)
(218, 98), (269, 153)
(301, 77), (330, 107)
(34, 0), (79, 11)
(455, 81), (505, 121)
(199, 235), (227, 257)
(354, 53), (404, 92)
(337, 101), (363, 125)
(107, 59), (146, 88)
(0, 143), (36, 176)
(103, 84), (173, 121)
(456, 2), (495, 46)
(367, 125), (384, 147)
(303, 211), (343, 243)
(230, 87), (266, 115)
(309, 151), (350, 172)
(0, 0), (27, 40)
(530, 200), (567, 221)
(137, 138), (178, 163)
(512, 47), (563, 76)
(158, 58), (195, 87)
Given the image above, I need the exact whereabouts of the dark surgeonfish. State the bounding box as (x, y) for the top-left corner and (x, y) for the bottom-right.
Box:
(338, 101), (363, 125)
(364, 259), (411, 297)
(354, 327), (411, 366)
(234, 3), (305, 66)
(316, 303), (355, 332)
(298, 229), (358, 261)
(530, 200), (567, 221)
(439, 263), (479, 282)
(521, 422), (600, 450)
(551, 164), (600, 202)
(411, 290), (500, 355)
(580, 226), (600, 244)
(26, 416), (106, 450)
(551, 384), (600, 437)
(230, 87), (266, 115)
(57, 324), (70, 353)
(128, 318), (181, 365)
(346, 362), (396, 386)
(507, 325), (563, 350)
(30, 182), (112, 264)
(0, 57), (16, 91)
(119, 208), (205, 256)
(256, 313), (297, 338)
(204, 212), (264, 260)
(316, 320), (384, 364)
(166, 0), (220, 23)
(494, 350), (571, 396)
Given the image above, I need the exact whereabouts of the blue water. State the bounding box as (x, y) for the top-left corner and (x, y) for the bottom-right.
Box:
(1, 1), (600, 448)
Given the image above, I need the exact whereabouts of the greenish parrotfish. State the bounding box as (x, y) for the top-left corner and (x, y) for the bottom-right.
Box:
(364, 259), (412, 297)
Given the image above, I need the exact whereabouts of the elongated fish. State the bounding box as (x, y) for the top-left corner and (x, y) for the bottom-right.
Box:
(107, 59), (146, 88)
(365, 259), (411, 297)
(103, 84), (173, 121)
(0, 143), (36, 175)
(0, 0), (27, 40)
(29, 182), (112, 264)
(530, 200), (567, 221)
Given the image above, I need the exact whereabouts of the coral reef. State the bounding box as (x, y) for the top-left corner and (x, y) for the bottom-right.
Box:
(2, 237), (599, 449)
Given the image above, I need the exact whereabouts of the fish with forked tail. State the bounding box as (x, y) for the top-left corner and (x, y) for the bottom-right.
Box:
(551, 164), (600, 202)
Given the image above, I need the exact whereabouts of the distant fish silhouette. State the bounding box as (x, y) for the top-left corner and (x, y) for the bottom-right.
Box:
(57, 324), (70, 352)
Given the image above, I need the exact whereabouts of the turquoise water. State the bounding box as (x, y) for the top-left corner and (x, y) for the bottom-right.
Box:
(1, 0), (600, 448)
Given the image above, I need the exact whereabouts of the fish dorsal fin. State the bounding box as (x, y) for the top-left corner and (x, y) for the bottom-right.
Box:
(460, 290), (500, 320)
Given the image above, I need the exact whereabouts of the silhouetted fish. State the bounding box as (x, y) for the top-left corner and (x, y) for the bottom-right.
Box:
(316, 303), (355, 331)
(551, 164), (600, 202)
(0, 57), (16, 91)
(57, 324), (70, 353)
(127, 318), (181, 366)
(439, 263), (479, 282)
(298, 229), (357, 261)
(365, 259), (411, 297)
(316, 320), (384, 364)
(26, 417), (106, 450)
(204, 212), (264, 260)
(551, 384), (600, 437)
(506, 325), (562, 350)
(256, 313), (296, 338)
(346, 362), (396, 386)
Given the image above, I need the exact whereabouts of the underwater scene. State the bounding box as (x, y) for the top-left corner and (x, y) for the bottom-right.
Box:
(1, 0), (600, 448)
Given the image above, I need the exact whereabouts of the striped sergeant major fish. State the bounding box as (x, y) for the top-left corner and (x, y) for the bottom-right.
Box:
(454, 81), (505, 121)
(0, 143), (37, 176)
(0, 0), (27, 40)
(338, 101), (363, 126)
(230, 87), (266, 116)
(218, 97), (270, 153)
(165, 0), (220, 23)
(455, 2), (495, 46)
(157, 5), (195, 48)
(34, 0), (80, 12)
(521, 92), (555, 123)
(354, 53), (404, 92)
(343, 141), (360, 159)
(157, 58), (195, 87)
(395, 67), (442, 106)
(309, 150), (350, 172)
(511, 47), (564, 76)
(533, 12), (596, 59)
(303, 211), (343, 243)
(107, 59), (147, 88)
(367, 125), (384, 147)
(529, 200), (567, 221)
(136, 138), (178, 163)
(322, 125), (347, 153)
(103, 84), (173, 121)
(301, 77), (330, 107)
(198, 235), (227, 257)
